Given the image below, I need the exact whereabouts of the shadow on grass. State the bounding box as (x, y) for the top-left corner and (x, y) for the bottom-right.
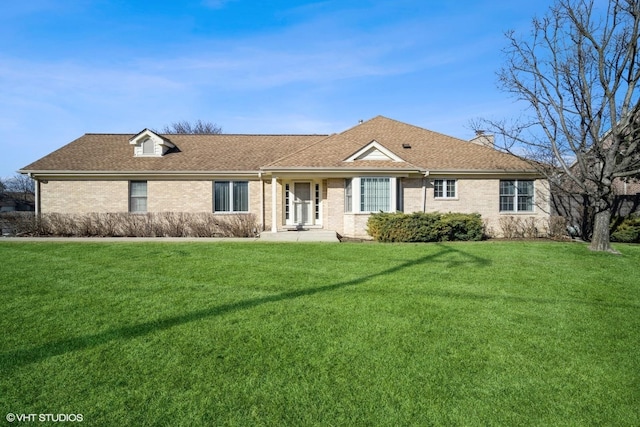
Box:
(1, 244), (488, 371)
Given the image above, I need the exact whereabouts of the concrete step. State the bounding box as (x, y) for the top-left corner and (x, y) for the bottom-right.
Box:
(259, 230), (339, 242)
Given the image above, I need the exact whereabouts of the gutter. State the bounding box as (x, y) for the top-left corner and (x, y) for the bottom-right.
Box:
(423, 169), (541, 176)
(17, 170), (262, 180)
(19, 168), (544, 182)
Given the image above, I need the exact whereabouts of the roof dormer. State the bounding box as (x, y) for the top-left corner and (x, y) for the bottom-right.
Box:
(344, 140), (404, 162)
(129, 129), (175, 157)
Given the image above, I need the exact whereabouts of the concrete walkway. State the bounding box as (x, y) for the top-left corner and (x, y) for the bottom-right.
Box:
(0, 236), (257, 242)
(1, 230), (340, 243)
(259, 230), (340, 242)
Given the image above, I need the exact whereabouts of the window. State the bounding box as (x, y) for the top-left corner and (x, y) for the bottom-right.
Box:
(434, 179), (457, 198)
(344, 179), (352, 212)
(214, 181), (249, 212)
(396, 179), (404, 212)
(285, 184), (290, 220)
(500, 180), (534, 212)
(315, 183), (320, 220)
(141, 138), (155, 155)
(360, 177), (390, 212)
(345, 177), (395, 213)
(130, 181), (147, 213)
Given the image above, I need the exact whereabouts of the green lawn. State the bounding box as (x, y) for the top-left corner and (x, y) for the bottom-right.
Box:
(1, 240), (638, 426)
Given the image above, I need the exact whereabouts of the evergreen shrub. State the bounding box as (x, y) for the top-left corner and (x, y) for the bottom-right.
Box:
(367, 212), (484, 242)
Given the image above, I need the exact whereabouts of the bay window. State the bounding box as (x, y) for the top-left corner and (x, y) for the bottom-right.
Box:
(344, 179), (353, 212)
(344, 177), (395, 213)
(360, 177), (390, 212)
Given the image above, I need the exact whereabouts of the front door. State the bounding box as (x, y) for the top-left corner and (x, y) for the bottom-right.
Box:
(293, 182), (312, 226)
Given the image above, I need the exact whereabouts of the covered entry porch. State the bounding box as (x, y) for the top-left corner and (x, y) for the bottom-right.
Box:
(267, 175), (327, 232)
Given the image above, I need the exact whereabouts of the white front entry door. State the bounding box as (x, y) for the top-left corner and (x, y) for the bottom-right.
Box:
(293, 182), (312, 225)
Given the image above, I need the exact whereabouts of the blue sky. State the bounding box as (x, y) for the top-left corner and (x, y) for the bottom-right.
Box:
(0, 0), (556, 178)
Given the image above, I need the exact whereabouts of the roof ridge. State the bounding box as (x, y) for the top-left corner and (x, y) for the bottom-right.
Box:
(262, 134), (334, 167)
(83, 132), (330, 137)
(367, 115), (471, 144)
(165, 133), (329, 136)
(85, 133), (135, 136)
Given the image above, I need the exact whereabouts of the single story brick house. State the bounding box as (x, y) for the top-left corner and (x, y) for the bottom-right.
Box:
(19, 116), (550, 238)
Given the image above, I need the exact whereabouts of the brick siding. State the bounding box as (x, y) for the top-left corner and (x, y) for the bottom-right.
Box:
(39, 176), (551, 238)
(41, 181), (128, 213)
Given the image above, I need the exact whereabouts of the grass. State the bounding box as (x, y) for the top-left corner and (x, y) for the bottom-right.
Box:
(0, 240), (638, 426)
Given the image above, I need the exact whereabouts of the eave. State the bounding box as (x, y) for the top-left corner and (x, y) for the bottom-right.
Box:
(18, 170), (262, 180)
(19, 167), (545, 181)
(261, 166), (544, 178)
(426, 169), (543, 178)
(259, 166), (422, 178)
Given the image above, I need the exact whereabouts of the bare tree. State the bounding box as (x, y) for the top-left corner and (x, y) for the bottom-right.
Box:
(160, 120), (222, 134)
(6, 174), (35, 201)
(478, 0), (640, 253)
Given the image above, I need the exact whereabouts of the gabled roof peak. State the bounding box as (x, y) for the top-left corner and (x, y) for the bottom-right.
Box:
(128, 128), (174, 146)
(129, 128), (175, 158)
(344, 140), (405, 163)
(20, 117), (535, 174)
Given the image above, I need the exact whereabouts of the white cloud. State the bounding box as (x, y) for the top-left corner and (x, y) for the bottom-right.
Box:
(201, 0), (237, 10)
(0, 0), (542, 176)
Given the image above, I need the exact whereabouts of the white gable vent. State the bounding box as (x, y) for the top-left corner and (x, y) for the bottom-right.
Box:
(344, 140), (404, 162)
(129, 129), (175, 157)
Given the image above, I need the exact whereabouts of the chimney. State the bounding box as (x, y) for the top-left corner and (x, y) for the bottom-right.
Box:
(469, 130), (495, 148)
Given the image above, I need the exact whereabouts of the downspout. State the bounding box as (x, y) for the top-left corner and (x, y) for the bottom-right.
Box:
(29, 173), (40, 216)
(422, 171), (429, 212)
(29, 173), (41, 234)
(258, 171), (264, 231)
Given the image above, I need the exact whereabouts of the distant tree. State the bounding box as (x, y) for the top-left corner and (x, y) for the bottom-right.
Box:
(160, 120), (222, 134)
(6, 174), (35, 201)
(0, 177), (6, 198)
(476, 0), (640, 253)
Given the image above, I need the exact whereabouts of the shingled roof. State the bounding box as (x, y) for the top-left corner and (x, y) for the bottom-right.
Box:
(264, 116), (533, 172)
(21, 116), (535, 175)
(21, 134), (328, 173)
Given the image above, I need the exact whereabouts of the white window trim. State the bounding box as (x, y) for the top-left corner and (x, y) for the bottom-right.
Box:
(345, 177), (396, 213)
(214, 180), (250, 213)
(141, 137), (156, 156)
(344, 178), (353, 213)
(499, 179), (535, 213)
(314, 182), (322, 223)
(284, 180), (323, 226)
(129, 181), (147, 213)
(434, 179), (458, 200)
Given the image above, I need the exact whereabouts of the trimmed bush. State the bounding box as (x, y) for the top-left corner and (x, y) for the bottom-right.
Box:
(0, 212), (259, 238)
(0, 212), (38, 236)
(611, 215), (640, 243)
(437, 212), (485, 241)
(367, 212), (484, 242)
